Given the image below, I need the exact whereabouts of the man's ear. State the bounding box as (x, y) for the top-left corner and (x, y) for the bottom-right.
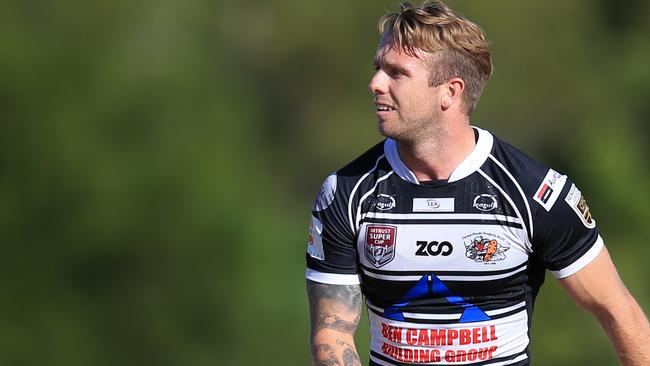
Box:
(441, 77), (465, 110)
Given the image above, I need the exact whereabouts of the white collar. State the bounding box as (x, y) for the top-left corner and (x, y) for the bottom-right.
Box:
(384, 126), (494, 184)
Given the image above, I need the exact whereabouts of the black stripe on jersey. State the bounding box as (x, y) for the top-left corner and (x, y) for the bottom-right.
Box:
(480, 156), (533, 241)
(361, 261), (528, 277)
(369, 349), (529, 366)
(360, 218), (523, 229)
(347, 154), (390, 233)
(366, 305), (526, 325)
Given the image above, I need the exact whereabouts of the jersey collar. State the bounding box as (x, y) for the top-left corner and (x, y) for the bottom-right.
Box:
(384, 126), (494, 184)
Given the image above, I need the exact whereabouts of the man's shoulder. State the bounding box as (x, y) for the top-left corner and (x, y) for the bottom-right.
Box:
(312, 140), (387, 211)
(484, 132), (573, 209)
(488, 133), (551, 182)
(335, 139), (388, 181)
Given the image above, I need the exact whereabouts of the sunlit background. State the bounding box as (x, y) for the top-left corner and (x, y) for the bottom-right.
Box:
(0, 0), (648, 365)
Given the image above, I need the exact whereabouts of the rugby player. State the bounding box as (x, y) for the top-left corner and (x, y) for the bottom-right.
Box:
(306, 1), (650, 365)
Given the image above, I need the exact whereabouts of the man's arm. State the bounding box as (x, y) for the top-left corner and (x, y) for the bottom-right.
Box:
(559, 247), (650, 366)
(307, 279), (363, 366)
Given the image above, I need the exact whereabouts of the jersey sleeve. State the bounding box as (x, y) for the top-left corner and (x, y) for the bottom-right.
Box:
(531, 170), (603, 278)
(305, 172), (361, 285)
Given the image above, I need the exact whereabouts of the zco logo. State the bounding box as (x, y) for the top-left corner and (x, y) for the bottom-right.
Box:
(415, 241), (453, 256)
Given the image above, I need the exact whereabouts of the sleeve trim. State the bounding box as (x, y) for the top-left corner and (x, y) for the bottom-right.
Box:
(551, 235), (604, 279)
(306, 269), (361, 285)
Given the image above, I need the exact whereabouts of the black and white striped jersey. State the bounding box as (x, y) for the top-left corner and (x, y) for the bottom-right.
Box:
(306, 127), (602, 366)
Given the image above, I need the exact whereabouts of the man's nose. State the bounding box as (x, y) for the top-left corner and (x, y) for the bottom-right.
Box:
(369, 71), (387, 95)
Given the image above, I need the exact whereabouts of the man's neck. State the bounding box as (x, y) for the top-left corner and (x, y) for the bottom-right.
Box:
(396, 124), (477, 182)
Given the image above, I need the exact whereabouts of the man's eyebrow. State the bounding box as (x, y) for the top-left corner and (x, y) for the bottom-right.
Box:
(374, 58), (410, 75)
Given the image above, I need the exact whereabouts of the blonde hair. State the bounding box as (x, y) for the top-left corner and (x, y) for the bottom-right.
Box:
(378, 1), (492, 114)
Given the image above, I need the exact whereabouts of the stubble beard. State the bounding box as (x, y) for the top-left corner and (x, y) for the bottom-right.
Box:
(378, 111), (445, 147)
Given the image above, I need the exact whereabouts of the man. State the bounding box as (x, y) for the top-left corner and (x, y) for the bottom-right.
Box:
(305, 1), (650, 365)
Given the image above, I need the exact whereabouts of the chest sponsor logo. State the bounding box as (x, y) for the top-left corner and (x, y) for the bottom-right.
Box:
(473, 194), (498, 212)
(462, 232), (510, 264)
(375, 194), (396, 211)
(365, 225), (397, 268)
(413, 198), (455, 212)
(533, 169), (567, 211)
(565, 183), (595, 228)
(415, 241), (453, 256)
(381, 323), (498, 363)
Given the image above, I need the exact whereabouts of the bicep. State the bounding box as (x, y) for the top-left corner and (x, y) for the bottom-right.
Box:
(558, 246), (630, 316)
(307, 279), (362, 337)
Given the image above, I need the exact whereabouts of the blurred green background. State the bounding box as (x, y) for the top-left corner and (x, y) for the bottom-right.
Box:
(0, 0), (648, 365)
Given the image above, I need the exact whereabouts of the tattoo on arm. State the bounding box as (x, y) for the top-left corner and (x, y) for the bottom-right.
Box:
(308, 280), (363, 366)
(312, 343), (341, 366)
(342, 348), (361, 366)
(307, 280), (362, 336)
(337, 339), (362, 366)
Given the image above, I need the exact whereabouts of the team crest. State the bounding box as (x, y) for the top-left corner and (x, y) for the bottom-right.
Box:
(464, 234), (509, 264)
(365, 225), (397, 268)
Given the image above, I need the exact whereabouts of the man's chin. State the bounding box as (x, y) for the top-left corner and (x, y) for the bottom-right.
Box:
(377, 122), (399, 139)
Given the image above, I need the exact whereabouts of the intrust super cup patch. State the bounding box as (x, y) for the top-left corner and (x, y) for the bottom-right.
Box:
(365, 225), (397, 268)
(533, 169), (567, 211)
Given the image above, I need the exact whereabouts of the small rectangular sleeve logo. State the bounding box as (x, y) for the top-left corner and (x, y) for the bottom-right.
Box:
(307, 216), (325, 260)
(533, 169), (567, 211)
(565, 183), (596, 228)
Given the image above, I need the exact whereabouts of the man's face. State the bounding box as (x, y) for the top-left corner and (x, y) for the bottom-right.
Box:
(369, 35), (444, 142)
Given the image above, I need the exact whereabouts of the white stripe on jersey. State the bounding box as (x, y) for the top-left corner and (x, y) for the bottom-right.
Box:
(485, 301), (527, 316)
(478, 169), (533, 253)
(367, 301), (527, 320)
(362, 212), (523, 224)
(347, 154), (387, 233)
(361, 264), (528, 282)
(366, 301), (461, 320)
(362, 272), (424, 281)
(356, 171), (395, 231)
(438, 265), (528, 282)
(369, 353), (529, 366)
(488, 154), (535, 239)
(305, 269), (361, 285)
(552, 235), (604, 278)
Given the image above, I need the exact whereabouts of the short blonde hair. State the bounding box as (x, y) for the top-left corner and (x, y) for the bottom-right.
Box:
(378, 1), (492, 114)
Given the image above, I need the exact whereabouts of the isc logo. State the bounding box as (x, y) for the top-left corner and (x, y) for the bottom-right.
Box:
(415, 241), (453, 256)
